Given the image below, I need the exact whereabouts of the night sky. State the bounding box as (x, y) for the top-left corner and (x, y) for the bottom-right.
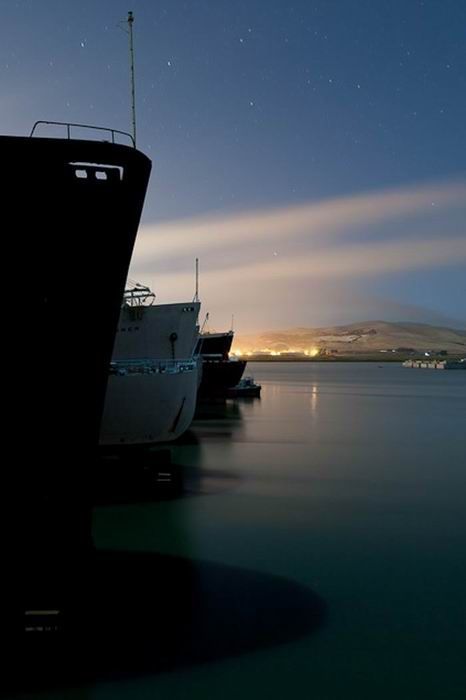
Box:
(2, 0), (465, 330)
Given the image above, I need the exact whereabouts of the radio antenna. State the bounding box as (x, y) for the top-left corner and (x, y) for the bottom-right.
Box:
(127, 11), (137, 146)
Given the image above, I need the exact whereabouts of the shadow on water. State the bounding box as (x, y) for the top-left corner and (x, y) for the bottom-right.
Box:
(194, 397), (245, 421)
(0, 394), (329, 695)
(3, 550), (326, 696)
(94, 398), (247, 506)
(94, 446), (240, 506)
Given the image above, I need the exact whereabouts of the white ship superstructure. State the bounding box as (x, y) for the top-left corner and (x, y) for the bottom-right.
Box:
(100, 284), (201, 446)
(113, 285), (200, 360)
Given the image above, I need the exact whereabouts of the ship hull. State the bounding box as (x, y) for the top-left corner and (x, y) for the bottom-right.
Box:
(100, 360), (199, 446)
(196, 330), (234, 358)
(2, 135), (151, 641)
(100, 301), (201, 446)
(198, 359), (247, 397)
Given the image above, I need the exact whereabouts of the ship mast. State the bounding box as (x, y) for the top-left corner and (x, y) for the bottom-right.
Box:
(127, 11), (137, 147)
(194, 257), (199, 302)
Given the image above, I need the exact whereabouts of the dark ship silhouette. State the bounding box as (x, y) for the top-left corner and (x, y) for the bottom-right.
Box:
(2, 123), (151, 649)
(196, 329), (247, 397)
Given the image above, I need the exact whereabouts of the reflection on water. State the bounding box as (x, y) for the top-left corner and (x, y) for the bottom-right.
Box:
(310, 383), (318, 416)
(194, 397), (245, 421)
(94, 399), (247, 505)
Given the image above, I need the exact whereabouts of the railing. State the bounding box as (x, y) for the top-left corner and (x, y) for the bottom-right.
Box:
(109, 358), (197, 375)
(29, 121), (135, 148)
(123, 283), (155, 307)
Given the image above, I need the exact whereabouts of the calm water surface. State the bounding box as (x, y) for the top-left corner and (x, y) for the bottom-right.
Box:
(22, 363), (466, 699)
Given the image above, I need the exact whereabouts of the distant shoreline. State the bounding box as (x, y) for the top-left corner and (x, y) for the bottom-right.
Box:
(239, 354), (465, 363)
(233, 321), (466, 363)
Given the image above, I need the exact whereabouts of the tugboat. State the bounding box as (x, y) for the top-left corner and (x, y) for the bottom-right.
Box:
(2, 122), (151, 649)
(226, 376), (262, 398)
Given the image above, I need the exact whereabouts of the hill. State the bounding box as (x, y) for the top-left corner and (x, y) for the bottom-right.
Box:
(234, 321), (466, 355)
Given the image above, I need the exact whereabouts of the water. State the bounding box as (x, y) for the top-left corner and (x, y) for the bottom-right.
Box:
(16, 363), (466, 699)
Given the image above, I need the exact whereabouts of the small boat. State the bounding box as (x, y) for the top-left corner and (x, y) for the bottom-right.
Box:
(226, 376), (262, 398)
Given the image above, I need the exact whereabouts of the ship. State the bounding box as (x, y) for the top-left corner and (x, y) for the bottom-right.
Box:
(197, 329), (235, 357)
(196, 328), (247, 396)
(2, 122), (151, 644)
(226, 376), (262, 398)
(402, 358), (466, 370)
(100, 283), (201, 446)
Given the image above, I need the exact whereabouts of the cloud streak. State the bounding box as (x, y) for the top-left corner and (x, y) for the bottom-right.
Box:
(139, 234), (466, 287)
(129, 178), (466, 330)
(133, 179), (466, 260)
